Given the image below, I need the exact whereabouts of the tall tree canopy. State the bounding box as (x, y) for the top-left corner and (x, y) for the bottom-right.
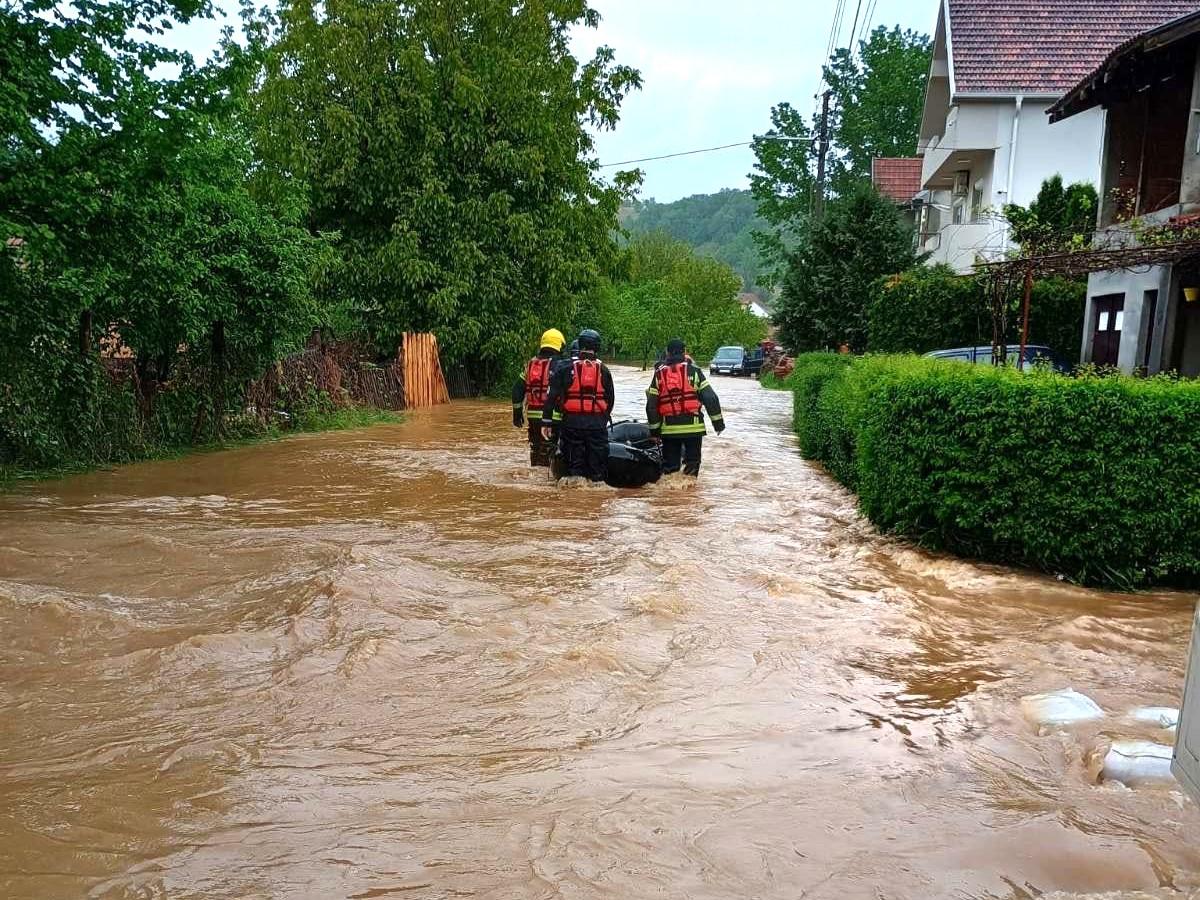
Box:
(822, 27), (932, 196)
(774, 183), (916, 353)
(750, 26), (930, 281)
(255, 0), (641, 382)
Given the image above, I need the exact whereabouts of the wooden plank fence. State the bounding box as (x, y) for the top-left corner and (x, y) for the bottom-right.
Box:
(401, 332), (450, 409)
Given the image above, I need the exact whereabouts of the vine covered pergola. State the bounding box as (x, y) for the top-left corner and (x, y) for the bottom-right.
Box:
(971, 238), (1200, 367)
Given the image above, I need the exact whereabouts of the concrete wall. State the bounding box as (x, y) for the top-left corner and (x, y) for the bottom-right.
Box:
(1175, 54), (1200, 210)
(1010, 103), (1104, 207)
(1082, 265), (1174, 372)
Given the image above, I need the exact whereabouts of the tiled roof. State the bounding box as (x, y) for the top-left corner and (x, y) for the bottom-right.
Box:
(871, 158), (923, 204)
(947, 0), (1200, 95)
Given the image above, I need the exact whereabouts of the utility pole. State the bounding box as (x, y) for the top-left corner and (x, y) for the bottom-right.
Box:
(814, 89), (832, 220)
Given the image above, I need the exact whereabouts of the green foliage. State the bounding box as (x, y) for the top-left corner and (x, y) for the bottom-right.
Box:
(750, 27), (930, 279)
(595, 234), (765, 366)
(255, 0), (641, 386)
(1004, 176), (1099, 253)
(622, 190), (769, 297)
(823, 27), (932, 196)
(775, 183), (916, 352)
(866, 267), (1086, 363)
(868, 266), (988, 354)
(784, 353), (1200, 587)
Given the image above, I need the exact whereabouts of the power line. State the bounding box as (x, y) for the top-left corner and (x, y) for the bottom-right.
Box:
(597, 137), (810, 169)
(848, 0), (865, 50)
(863, 0), (880, 36)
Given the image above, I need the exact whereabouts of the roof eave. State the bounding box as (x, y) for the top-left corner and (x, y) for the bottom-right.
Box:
(1049, 10), (1200, 123)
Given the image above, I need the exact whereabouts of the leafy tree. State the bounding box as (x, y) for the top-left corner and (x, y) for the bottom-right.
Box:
(1004, 176), (1099, 253)
(750, 26), (930, 280)
(749, 102), (815, 285)
(823, 27), (932, 196)
(775, 183), (916, 352)
(596, 234), (763, 367)
(255, 0), (641, 386)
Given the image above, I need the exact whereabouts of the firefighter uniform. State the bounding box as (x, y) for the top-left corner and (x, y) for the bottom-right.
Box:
(646, 347), (724, 476)
(542, 333), (614, 482)
(513, 329), (565, 467)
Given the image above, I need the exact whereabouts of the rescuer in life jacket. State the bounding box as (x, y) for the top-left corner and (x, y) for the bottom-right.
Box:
(541, 329), (615, 483)
(512, 328), (566, 467)
(645, 338), (725, 476)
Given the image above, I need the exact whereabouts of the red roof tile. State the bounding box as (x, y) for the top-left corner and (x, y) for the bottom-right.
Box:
(947, 0), (1200, 95)
(872, 157), (923, 204)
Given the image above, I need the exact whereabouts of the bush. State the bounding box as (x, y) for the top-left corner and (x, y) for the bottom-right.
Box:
(867, 265), (986, 354)
(867, 268), (1087, 363)
(786, 352), (1200, 588)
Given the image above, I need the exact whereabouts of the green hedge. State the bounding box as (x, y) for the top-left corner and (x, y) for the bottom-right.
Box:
(867, 267), (1087, 364)
(784, 353), (1200, 588)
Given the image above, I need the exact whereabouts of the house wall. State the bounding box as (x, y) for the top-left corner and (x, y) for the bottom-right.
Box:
(919, 101), (1101, 272)
(1082, 265), (1174, 372)
(1176, 54), (1200, 209)
(1011, 103), (1104, 207)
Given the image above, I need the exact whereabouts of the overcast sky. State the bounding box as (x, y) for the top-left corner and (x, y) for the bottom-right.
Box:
(165, 0), (939, 203)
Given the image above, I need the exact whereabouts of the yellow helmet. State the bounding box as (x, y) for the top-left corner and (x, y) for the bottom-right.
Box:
(539, 328), (566, 352)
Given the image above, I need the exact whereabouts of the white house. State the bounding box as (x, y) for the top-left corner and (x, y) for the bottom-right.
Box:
(912, 0), (1194, 274)
(738, 293), (771, 319)
(1049, 8), (1200, 375)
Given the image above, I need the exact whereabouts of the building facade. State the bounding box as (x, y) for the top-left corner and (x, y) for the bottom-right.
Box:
(1051, 11), (1200, 375)
(913, 0), (1196, 274)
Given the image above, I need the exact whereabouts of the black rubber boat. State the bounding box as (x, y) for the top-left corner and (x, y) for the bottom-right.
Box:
(551, 421), (662, 487)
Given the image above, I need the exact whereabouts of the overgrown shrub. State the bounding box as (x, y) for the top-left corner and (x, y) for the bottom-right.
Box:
(867, 268), (1087, 363)
(867, 265), (986, 354)
(785, 352), (1200, 588)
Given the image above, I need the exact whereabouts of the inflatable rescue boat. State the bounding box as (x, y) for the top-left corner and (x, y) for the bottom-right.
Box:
(551, 421), (662, 488)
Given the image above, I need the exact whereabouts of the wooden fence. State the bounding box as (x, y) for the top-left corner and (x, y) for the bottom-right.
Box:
(401, 331), (450, 408)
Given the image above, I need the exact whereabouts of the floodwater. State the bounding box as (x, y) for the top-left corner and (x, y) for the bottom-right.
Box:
(1, 367), (1198, 900)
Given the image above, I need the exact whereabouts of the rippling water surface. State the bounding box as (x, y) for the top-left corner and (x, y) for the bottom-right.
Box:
(2, 368), (1198, 899)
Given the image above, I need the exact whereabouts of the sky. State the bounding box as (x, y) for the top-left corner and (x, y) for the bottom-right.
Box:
(164, 0), (939, 203)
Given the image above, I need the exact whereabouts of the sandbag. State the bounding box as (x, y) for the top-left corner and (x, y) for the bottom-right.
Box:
(1128, 707), (1179, 732)
(1100, 740), (1175, 786)
(1020, 688), (1105, 730)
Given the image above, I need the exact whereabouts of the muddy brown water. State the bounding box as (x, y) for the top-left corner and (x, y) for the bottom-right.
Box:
(1, 367), (1198, 900)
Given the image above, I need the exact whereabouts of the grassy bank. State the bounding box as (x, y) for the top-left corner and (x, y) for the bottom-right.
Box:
(0, 406), (403, 487)
(779, 352), (1200, 589)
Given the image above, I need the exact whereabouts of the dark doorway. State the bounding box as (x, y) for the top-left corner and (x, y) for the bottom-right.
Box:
(1091, 294), (1125, 367)
(1141, 289), (1159, 371)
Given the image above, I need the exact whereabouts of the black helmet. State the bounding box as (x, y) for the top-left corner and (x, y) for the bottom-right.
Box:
(578, 328), (601, 352)
(569, 339), (580, 356)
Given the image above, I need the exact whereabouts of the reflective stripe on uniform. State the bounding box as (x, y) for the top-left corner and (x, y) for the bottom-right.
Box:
(527, 409), (543, 421)
(661, 420), (707, 436)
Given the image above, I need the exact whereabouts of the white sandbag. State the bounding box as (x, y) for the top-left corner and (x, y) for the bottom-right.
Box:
(1128, 707), (1179, 732)
(1100, 741), (1175, 786)
(1020, 688), (1105, 729)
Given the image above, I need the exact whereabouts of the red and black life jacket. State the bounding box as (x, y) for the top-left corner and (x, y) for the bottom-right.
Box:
(656, 362), (701, 417)
(563, 358), (608, 416)
(525, 356), (553, 408)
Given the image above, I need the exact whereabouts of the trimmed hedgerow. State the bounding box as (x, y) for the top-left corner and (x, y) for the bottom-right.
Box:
(784, 353), (1200, 588)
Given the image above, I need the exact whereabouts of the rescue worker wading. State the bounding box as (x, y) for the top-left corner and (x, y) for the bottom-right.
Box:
(541, 329), (614, 483)
(513, 328), (565, 467)
(646, 338), (725, 476)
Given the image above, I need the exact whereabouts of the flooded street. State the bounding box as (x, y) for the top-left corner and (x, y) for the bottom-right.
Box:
(2, 366), (1198, 899)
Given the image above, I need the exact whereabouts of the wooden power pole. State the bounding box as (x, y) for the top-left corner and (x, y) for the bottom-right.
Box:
(814, 89), (832, 220)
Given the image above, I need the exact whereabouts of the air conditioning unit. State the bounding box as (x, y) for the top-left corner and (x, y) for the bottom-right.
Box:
(953, 170), (970, 197)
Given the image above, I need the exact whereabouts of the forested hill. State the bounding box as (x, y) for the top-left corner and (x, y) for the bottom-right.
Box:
(620, 189), (769, 299)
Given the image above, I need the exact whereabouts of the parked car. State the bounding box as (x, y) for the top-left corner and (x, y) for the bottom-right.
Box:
(923, 344), (1072, 374)
(709, 346), (747, 376)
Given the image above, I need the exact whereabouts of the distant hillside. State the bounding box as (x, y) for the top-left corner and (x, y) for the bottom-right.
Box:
(621, 189), (770, 299)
